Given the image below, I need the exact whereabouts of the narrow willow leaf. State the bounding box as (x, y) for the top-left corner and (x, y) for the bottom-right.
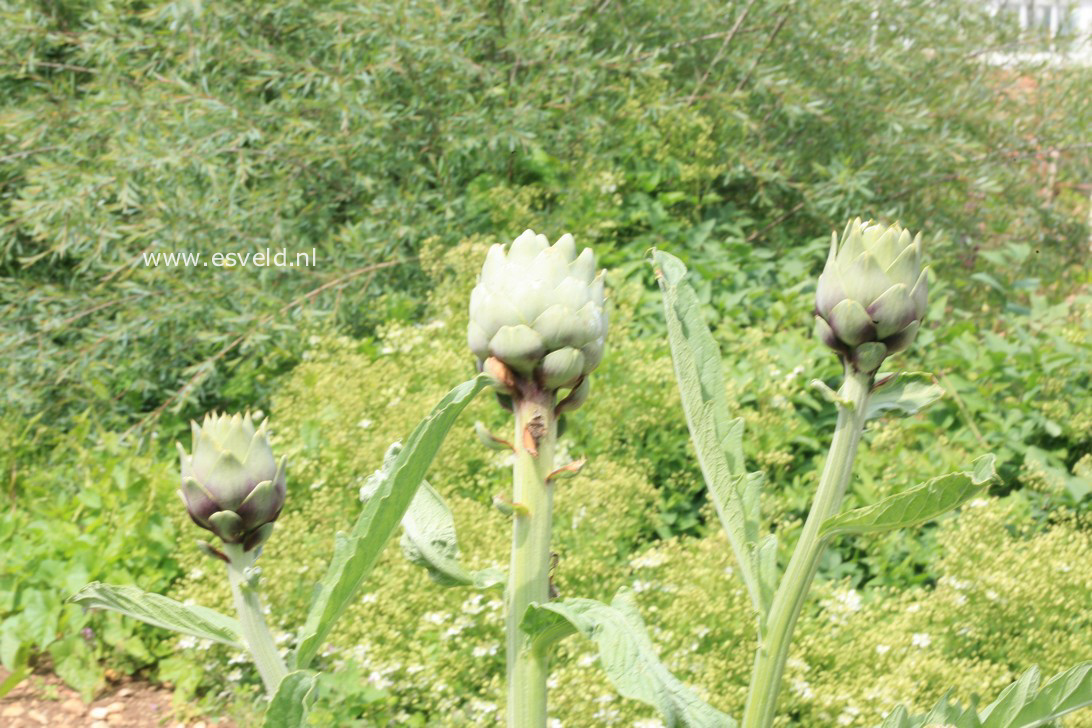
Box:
(67, 582), (243, 649)
(652, 250), (766, 616)
(263, 670), (319, 728)
(865, 371), (944, 421)
(400, 478), (505, 589)
(522, 588), (736, 728)
(821, 455), (997, 540)
(293, 376), (487, 669)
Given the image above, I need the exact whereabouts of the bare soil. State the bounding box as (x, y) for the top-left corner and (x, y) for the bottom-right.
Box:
(0, 668), (230, 728)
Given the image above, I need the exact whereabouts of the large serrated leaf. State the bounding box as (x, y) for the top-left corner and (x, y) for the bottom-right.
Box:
(877, 661), (1092, 728)
(865, 371), (945, 421)
(522, 588), (736, 728)
(293, 376), (487, 668)
(400, 477), (505, 589)
(652, 250), (767, 617)
(67, 582), (244, 649)
(263, 670), (319, 728)
(821, 455), (997, 540)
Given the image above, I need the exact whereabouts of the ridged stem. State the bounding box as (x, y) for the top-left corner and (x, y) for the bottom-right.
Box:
(741, 367), (872, 728)
(223, 543), (288, 696)
(505, 391), (557, 728)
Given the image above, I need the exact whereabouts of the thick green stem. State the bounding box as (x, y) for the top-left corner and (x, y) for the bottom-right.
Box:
(741, 367), (872, 728)
(506, 391), (557, 728)
(223, 543), (289, 696)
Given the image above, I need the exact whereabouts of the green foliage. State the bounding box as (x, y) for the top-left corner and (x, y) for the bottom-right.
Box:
(2, 0), (1089, 438)
(1, 1), (1089, 721)
(523, 589), (737, 727)
(165, 242), (1090, 725)
(0, 420), (183, 699)
(293, 375), (487, 669)
(880, 662), (1092, 728)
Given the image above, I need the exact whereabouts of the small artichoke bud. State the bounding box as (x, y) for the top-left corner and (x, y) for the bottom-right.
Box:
(469, 230), (607, 406)
(815, 218), (929, 373)
(177, 412), (286, 551)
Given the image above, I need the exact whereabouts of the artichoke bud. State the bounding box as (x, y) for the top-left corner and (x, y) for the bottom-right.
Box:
(177, 412), (286, 551)
(469, 230), (607, 408)
(815, 218), (929, 373)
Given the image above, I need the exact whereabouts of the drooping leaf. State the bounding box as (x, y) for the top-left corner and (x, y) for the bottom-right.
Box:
(522, 588), (736, 728)
(67, 582), (243, 649)
(652, 250), (768, 617)
(865, 371), (945, 421)
(821, 455), (997, 540)
(293, 375), (487, 669)
(877, 661), (1092, 728)
(400, 478), (505, 589)
(263, 670), (319, 728)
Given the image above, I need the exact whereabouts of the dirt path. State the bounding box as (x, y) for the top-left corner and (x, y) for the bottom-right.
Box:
(0, 668), (222, 728)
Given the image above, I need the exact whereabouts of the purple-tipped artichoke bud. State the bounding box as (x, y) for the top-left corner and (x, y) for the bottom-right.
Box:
(815, 218), (929, 373)
(469, 230), (607, 407)
(177, 412), (286, 551)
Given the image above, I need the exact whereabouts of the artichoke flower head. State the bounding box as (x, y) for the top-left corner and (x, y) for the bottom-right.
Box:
(468, 230), (607, 411)
(815, 218), (928, 374)
(177, 412), (286, 552)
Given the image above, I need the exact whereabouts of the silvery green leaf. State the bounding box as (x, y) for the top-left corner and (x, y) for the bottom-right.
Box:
(653, 250), (767, 618)
(522, 589), (736, 728)
(293, 376), (488, 669)
(400, 480), (504, 589)
(981, 662), (1092, 728)
(67, 582), (243, 649)
(263, 670), (319, 728)
(877, 661), (1092, 728)
(865, 371), (944, 421)
(821, 455), (997, 540)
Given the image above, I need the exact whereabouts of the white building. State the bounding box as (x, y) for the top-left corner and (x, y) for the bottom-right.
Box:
(989, 1), (1092, 65)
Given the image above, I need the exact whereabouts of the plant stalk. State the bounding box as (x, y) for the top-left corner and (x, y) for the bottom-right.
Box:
(223, 543), (289, 695)
(506, 390), (557, 728)
(741, 367), (872, 728)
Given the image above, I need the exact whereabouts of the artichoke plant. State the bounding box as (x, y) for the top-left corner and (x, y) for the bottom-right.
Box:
(814, 218), (929, 373)
(468, 229), (606, 408)
(177, 412), (286, 552)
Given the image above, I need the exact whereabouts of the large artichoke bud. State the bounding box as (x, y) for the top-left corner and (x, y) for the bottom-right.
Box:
(177, 413), (286, 552)
(815, 218), (929, 373)
(468, 230), (607, 407)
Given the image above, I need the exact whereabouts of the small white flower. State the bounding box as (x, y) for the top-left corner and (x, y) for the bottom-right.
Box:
(629, 550), (669, 570)
(472, 644), (499, 658)
(791, 678), (814, 700)
(912, 633), (931, 648)
(875, 644), (891, 655)
(357, 418), (374, 429)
